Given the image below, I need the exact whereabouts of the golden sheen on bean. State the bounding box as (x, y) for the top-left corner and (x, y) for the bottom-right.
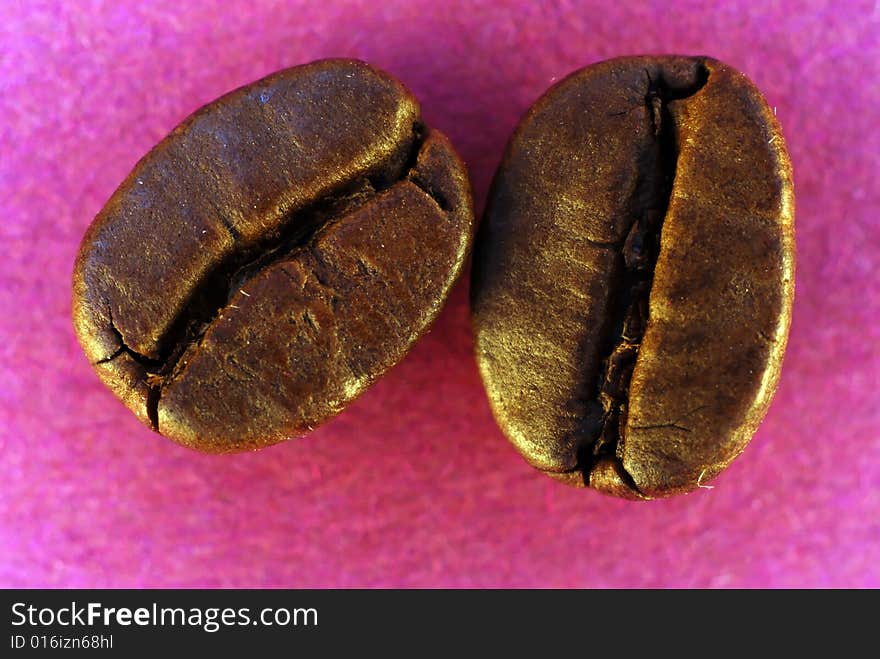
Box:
(73, 59), (474, 452)
(471, 55), (795, 499)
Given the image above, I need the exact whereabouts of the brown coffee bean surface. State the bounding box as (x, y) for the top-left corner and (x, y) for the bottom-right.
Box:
(471, 56), (794, 499)
(73, 59), (474, 452)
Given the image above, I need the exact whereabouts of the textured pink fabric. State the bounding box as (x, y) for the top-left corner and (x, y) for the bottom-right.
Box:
(2, 1), (878, 588)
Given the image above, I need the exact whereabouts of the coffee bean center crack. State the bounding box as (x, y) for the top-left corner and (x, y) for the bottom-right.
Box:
(98, 122), (445, 430)
(575, 66), (709, 486)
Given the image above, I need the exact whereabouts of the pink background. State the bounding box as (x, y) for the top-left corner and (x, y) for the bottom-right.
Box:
(2, 1), (878, 588)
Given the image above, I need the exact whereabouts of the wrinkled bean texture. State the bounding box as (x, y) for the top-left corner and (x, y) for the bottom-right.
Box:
(73, 59), (474, 452)
(471, 56), (795, 499)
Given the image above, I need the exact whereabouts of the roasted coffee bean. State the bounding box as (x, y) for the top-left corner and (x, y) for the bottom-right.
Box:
(73, 59), (474, 452)
(471, 56), (794, 499)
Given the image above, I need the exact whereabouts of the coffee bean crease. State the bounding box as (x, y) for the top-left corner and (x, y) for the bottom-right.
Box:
(149, 126), (450, 432)
(575, 64), (710, 487)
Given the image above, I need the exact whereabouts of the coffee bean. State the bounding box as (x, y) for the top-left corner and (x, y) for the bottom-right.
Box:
(471, 56), (794, 499)
(73, 59), (474, 452)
